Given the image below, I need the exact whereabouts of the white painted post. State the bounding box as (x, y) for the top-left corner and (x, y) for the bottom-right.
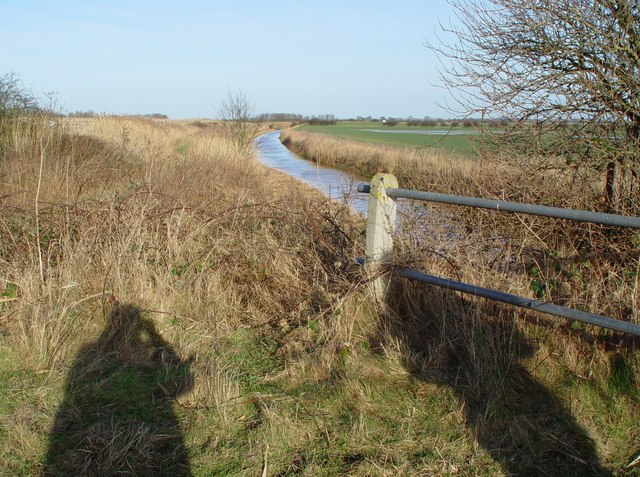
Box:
(365, 173), (398, 302)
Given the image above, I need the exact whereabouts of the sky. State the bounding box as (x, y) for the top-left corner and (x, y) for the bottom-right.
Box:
(0, 0), (459, 119)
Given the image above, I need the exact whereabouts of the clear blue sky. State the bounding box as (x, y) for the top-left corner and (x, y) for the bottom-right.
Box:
(0, 0), (458, 119)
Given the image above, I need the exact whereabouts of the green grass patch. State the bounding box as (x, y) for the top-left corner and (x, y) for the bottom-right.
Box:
(297, 121), (479, 157)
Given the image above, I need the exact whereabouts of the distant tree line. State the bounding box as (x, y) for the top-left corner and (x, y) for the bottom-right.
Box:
(306, 114), (337, 126)
(381, 117), (487, 127)
(254, 112), (305, 122)
(139, 113), (168, 119)
(67, 110), (98, 118)
(254, 113), (337, 125)
(67, 111), (168, 119)
(253, 111), (513, 128)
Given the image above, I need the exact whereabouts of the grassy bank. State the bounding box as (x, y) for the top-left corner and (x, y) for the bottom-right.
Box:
(280, 128), (486, 197)
(282, 126), (640, 322)
(280, 126), (640, 470)
(0, 117), (638, 475)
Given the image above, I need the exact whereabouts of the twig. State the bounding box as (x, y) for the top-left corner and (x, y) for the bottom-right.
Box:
(547, 432), (589, 466)
(627, 450), (640, 468)
(262, 443), (268, 477)
(35, 136), (46, 284)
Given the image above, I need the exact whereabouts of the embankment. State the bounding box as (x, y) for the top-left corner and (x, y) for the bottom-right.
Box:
(0, 117), (637, 475)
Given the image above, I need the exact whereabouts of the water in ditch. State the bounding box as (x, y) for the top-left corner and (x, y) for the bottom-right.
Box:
(255, 130), (483, 256)
(255, 130), (369, 215)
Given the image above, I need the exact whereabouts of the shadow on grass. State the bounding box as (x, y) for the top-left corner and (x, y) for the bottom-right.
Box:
(43, 303), (193, 476)
(380, 277), (613, 477)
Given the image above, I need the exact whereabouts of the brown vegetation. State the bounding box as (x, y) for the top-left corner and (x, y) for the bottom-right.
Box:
(1, 110), (638, 475)
(0, 116), (366, 474)
(280, 126), (640, 355)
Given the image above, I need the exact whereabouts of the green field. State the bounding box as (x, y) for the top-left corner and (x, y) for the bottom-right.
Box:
(297, 121), (479, 156)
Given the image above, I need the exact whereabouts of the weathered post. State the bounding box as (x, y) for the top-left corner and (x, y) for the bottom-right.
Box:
(365, 173), (398, 302)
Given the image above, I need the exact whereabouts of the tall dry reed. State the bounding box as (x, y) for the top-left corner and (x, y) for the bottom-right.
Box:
(0, 117), (364, 474)
(281, 127), (640, 327)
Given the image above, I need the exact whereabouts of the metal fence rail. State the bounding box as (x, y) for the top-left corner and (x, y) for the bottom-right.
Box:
(357, 184), (640, 229)
(358, 173), (640, 337)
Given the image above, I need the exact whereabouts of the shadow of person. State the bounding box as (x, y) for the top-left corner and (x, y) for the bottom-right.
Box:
(379, 278), (613, 477)
(44, 303), (193, 476)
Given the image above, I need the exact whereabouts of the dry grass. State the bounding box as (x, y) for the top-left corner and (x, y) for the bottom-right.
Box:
(280, 127), (614, 208)
(0, 116), (365, 475)
(0, 116), (638, 476)
(280, 125), (640, 474)
(281, 128), (486, 195)
(282, 127), (640, 322)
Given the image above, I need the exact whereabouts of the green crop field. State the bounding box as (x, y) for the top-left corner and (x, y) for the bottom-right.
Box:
(296, 121), (479, 157)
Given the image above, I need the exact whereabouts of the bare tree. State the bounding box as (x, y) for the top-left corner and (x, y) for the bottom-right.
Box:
(0, 73), (39, 155)
(218, 89), (258, 151)
(0, 73), (37, 116)
(432, 0), (640, 208)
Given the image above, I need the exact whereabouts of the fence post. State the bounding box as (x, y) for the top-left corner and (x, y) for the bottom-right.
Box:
(365, 173), (398, 302)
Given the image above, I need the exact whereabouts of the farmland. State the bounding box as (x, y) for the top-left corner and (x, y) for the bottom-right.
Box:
(296, 121), (478, 157)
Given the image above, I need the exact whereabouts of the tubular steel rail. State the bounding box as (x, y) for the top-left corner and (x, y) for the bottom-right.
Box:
(358, 173), (640, 337)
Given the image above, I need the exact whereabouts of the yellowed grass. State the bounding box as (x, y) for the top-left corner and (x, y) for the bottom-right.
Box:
(0, 116), (637, 475)
(0, 116), (365, 473)
(280, 128), (499, 194)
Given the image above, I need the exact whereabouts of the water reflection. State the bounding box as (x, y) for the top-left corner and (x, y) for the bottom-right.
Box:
(255, 130), (368, 214)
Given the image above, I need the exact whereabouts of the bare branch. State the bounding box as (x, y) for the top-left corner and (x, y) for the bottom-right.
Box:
(430, 0), (640, 208)
(218, 89), (258, 152)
